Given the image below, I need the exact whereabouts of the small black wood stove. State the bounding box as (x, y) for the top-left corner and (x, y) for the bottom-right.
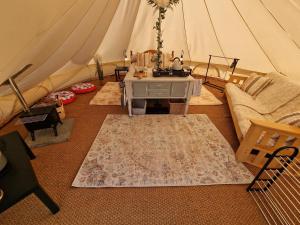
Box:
(20, 105), (62, 141)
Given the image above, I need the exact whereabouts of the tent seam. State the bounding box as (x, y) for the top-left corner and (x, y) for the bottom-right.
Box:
(126, 0), (144, 54)
(288, 0), (300, 11)
(13, 0), (98, 91)
(71, 0), (113, 62)
(230, 0), (283, 75)
(203, 0), (230, 67)
(180, 0), (191, 63)
(1, 0), (82, 79)
(259, 0), (300, 49)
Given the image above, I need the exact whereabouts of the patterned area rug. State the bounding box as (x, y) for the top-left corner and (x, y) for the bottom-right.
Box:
(72, 114), (253, 187)
(89, 82), (222, 106)
(89, 82), (121, 105)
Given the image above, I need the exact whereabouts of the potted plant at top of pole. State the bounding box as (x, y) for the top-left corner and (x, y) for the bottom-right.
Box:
(147, 0), (179, 76)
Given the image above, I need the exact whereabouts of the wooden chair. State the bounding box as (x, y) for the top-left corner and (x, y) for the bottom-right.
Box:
(143, 49), (157, 54)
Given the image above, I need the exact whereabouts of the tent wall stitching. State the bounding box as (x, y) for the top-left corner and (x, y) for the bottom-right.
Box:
(230, 0), (282, 75)
(259, 0), (300, 49)
(180, 0), (191, 62)
(288, 0), (300, 11)
(203, 0), (230, 67)
(3, 0), (81, 75)
(125, 1), (141, 55)
(16, 0), (98, 79)
(72, 0), (111, 61)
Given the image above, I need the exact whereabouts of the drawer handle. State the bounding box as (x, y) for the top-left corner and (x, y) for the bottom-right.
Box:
(149, 84), (169, 88)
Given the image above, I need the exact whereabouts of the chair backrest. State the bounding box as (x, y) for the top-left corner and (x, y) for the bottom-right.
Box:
(143, 49), (157, 54)
(131, 50), (174, 68)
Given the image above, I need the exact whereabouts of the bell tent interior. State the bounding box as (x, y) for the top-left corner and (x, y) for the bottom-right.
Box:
(0, 0), (300, 224)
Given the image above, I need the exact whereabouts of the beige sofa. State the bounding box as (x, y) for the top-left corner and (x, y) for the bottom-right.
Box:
(225, 72), (300, 168)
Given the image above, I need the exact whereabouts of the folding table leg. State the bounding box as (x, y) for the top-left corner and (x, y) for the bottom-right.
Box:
(30, 131), (35, 141)
(17, 132), (36, 159)
(115, 69), (118, 81)
(53, 126), (58, 136)
(34, 185), (59, 214)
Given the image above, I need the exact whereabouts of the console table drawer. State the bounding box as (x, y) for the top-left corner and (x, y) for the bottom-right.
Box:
(133, 82), (147, 97)
(148, 89), (170, 97)
(148, 83), (171, 89)
(171, 82), (188, 97)
(131, 81), (189, 98)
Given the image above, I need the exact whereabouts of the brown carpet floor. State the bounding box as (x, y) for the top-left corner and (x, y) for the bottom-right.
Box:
(0, 75), (265, 225)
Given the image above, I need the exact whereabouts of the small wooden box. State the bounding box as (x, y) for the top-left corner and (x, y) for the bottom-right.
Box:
(169, 99), (186, 114)
(132, 99), (147, 115)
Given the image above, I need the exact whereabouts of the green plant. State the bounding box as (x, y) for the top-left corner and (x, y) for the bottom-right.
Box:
(95, 57), (104, 81)
(147, 0), (179, 69)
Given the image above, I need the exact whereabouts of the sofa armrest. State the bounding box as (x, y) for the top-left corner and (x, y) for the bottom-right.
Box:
(250, 119), (300, 137)
(227, 75), (248, 85)
(236, 118), (300, 168)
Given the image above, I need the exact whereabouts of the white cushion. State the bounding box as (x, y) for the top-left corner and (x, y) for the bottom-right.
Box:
(255, 72), (300, 113)
(240, 74), (272, 97)
(232, 105), (270, 137)
(225, 83), (267, 112)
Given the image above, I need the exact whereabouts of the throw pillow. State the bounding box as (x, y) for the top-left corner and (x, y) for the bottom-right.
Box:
(240, 74), (272, 97)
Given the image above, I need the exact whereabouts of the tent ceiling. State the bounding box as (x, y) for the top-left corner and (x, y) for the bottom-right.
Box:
(0, 0), (300, 95)
(0, 0), (119, 94)
(96, 0), (300, 79)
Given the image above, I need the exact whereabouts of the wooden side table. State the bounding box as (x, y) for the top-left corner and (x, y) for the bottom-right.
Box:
(114, 66), (129, 81)
(0, 132), (59, 214)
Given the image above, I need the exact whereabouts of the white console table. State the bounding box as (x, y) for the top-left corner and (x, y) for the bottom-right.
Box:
(124, 69), (194, 116)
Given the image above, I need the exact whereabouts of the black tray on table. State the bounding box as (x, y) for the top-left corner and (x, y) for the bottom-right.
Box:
(152, 68), (190, 77)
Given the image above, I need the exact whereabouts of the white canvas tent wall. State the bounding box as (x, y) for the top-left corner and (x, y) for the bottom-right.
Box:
(0, 0), (300, 126)
(97, 0), (300, 77)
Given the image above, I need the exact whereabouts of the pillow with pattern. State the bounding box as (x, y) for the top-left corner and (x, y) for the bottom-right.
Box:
(240, 73), (272, 97)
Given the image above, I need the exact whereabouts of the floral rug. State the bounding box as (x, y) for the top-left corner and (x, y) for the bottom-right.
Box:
(89, 82), (121, 105)
(72, 114), (253, 187)
(89, 82), (222, 106)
